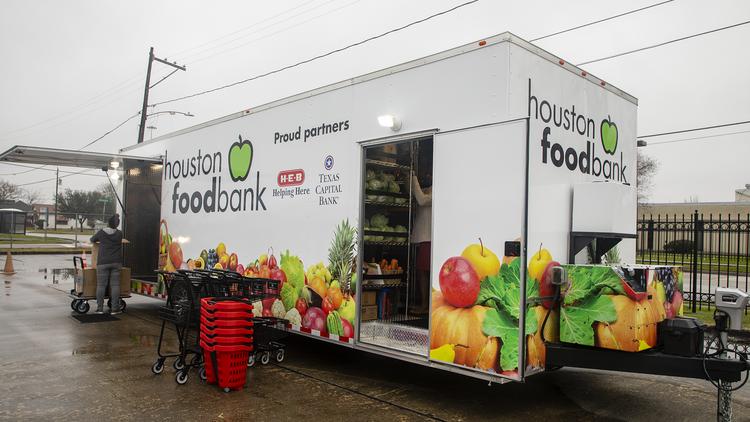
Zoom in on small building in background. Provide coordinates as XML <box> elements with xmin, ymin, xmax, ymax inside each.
<box><xmin>736</xmin><ymin>184</ymin><xmax>750</xmax><ymax>202</ymax></box>
<box><xmin>31</xmin><ymin>203</ymin><xmax>70</xmax><ymax>228</ymax></box>
<box><xmin>0</xmin><ymin>200</ymin><xmax>32</xmax><ymax>234</ymax></box>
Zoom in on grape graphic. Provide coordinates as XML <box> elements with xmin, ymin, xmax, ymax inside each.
<box><xmin>655</xmin><ymin>267</ymin><xmax>675</xmax><ymax>302</ymax></box>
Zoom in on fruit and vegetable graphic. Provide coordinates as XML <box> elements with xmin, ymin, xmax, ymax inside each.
<box><xmin>460</xmin><ymin>239</ymin><xmax>500</xmax><ymax>281</ymax></box>
<box><xmin>600</xmin><ymin>116</ymin><xmax>618</xmax><ymax>155</ymax></box>
<box><xmin>559</xmin><ymin>265</ymin><xmax>683</xmax><ymax>352</ymax></box>
<box><xmin>431</xmin><ymin>241</ymin><xmax>551</xmax><ymax>374</ymax></box>
<box><xmin>157</xmin><ymin>219</ymin><xmax>358</xmax><ymax>339</ymax></box>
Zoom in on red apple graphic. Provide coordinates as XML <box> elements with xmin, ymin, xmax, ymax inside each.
<box><xmin>439</xmin><ymin>256</ymin><xmax>480</xmax><ymax>308</ymax></box>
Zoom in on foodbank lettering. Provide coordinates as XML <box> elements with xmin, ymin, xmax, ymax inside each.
<box><xmin>530</xmin><ymin>88</ymin><xmax>628</xmax><ymax>183</ymax></box>
<box><xmin>165</xmin><ymin>135</ymin><xmax>267</xmax><ymax>214</ymax></box>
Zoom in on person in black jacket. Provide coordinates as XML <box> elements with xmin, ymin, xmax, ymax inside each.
<box><xmin>90</xmin><ymin>214</ymin><xmax>123</xmax><ymax>314</ymax></box>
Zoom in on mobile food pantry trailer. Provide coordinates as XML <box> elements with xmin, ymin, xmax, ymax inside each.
<box><xmin>2</xmin><ymin>33</ymin><xmax>747</xmax><ymax>397</ymax></box>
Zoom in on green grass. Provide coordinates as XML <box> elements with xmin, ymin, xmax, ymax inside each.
<box><xmin>0</xmin><ymin>235</ymin><xmax>72</xmax><ymax>244</ymax></box>
<box><xmin>28</xmin><ymin>228</ymin><xmax>95</xmax><ymax>235</ymax></box>
<box><xmin>637</xmin><ymin>252</ymin><xmax>750</xmax><ymax>275</ymax></box>
<box><xmin>683</xmin><ymin>308</ymin><xmax>750</xmax><ymax>328</ymax></box>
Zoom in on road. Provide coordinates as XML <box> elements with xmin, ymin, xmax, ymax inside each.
<box><xmin>0</xmin><ymin>255</ymin><xmax>748</xmax><ymax>421</ymax></box>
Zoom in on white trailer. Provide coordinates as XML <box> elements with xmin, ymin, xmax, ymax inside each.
<box><xmin>1</xmin><ymin>32</ymin><xmax>641</xmax><ymax>383</ymax></box>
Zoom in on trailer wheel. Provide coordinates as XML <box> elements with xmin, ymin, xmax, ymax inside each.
<box><xmin>198</xmin><ymin>366</ymin><xmax>207</xmax><ymax>381</ymax></box>
<box><xmin>152</xmin><ymin>359</ymin><xmax>165</xmax><ymax>374</ymax></box>
<box><xmin>247</xmin><ymin>353</ymin><xmax>256</xmax><ymax>367</ymax></box>
<box><xmin>175</xmin><ymin>370</ymin><xmax>189</xmax><ymax>385</ymax></box>
<box><xmin>275</xmin><ymin>349</ymin><xmax>285</xmax><ymax>363</ymax></box>
<box><xmin>260</xmin><ymin>351</ymin><xmax>270</xmax><ymax>365</ymax></box>
<box><xmin>173</xmin><ymin>357</ymin><xmax>185</xmax><ymax>370</ymax></box>
<box><xmin>70</xmin><ymin>299</ymin><xmax>78</xmax><ymax>311</ymax></box>
<box><xmin>75</xmin><ymin>301</ymin><xmax>90</xmax><ymax>314</ymax></box>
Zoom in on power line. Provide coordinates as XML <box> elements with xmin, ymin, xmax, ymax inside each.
<box><xmin>174</xmin><ymin>0</ymin><xmax>336</xmax><ymax>62</ymax></box>
<box><xmin>578</xmin><ymin>19</ymin><xmax>750</xmax><ymax>66</ymax></box>
<box><xmin>639</xmin><ymin>120</ymin><xmax>750</xmax><ymax>139</ymax></box>
<box><xmin>530</xmin><ymin>0</ymin><xmax>675</xmax><ymax>42</ymax></box>
<box><xmin>185</xmin><ymin>0</ymin><xmax>364</xmax><ymax>66</ymax></box>
<box><xmin>647</xmin><ymin>129</ymin><xmax>750</xmax><ymax>146</ymax></box>
<box><xmin>79</xmin><ymin>111</ymin><xmax>141</xmax><ymax>150</ymax></box>
<box><xmin>152</xmin><ymin>0</ymin><xmax>481</xmax><ymax>107</ymax></box>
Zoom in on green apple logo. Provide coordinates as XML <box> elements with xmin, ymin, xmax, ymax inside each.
<box><xmin>600</xmin><ymin>116</ymin><xmax>618</xmax><ymax>155</ymax></box>
<box><xmin>228</xmin><ymin>135</ymin><xmax>253</xmax><ymax>182</ymax></box>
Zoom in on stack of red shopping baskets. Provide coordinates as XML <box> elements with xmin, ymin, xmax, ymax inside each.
<box><xmin>199</xmin><ymin>297</ymin><xmax>254</xmax><ymax>392</ymax></box>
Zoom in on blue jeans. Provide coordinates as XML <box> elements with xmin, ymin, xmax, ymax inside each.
<box><xmin>96</xmin><ymin>263</ymin><xmax>122</xmax><ymax>311</ymax></box>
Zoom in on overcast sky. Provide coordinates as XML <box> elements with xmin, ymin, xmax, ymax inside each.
<box><xmin>0</xmin><ymin>0</ymin><xmax>748</xmax><ymax>205</ymax></box>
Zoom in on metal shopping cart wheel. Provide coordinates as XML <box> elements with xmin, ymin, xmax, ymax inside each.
<box><xmin>152</xmin><ymin>359</ymin><xmax>165</xmax><ymax>375</ymax></box>
<box><xmin>275</xmin><ymin>349</ymin><xmax>285</xmax><ymax>363</ymax></box>
<box><xmin>260</xmin><ymin>351</ymin><xmax>270</xmax><ymax>365</ymax></box>
<box><xmin>173</xmin><ymin>357</ymin><xmax>185</xmax><ymax>370</ymax></box>
<box><xmin>175</xmin><ymin>370</ymin><xmax>189</xmax><ymax>385</ymax></box>
<box><xmin>198</xmin><ymin>366</ymin><xmax>207</xmax><ymax>381</ymax></box>
<box><xmin>248</xmin><ymin>353</ymin><xmax>256</xmax><ymax>367</ymax></box>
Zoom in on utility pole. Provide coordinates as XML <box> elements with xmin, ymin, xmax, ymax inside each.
<box><xmin>54</xmin><ymin>168</ymin><xmax>59</xmax><ymax>230</ymax></box>
<box><xmin>137</xmin><ymin>47</ymin><xmax>186</xmax><ymax>144</ymax></box>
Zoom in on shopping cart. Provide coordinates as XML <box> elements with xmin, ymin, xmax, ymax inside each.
<box><xmin>248</xmin><ymin>316</ymin><xmax>289</xmax><ymax>366</ymax></box>
<box><xmin>151</xmin><ymin>270</ymin><xmax>207</xmax><ymax>385</ymax></box>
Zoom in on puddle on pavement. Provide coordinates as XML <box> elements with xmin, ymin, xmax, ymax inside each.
<box><xmin>130</xmin><ymin>334</ymin><xmax>161</xmax><ymax>347</ymax></box>
<box><xmin>39</xmin><ymin>267</ymin><xmax>76</xmax><ymax>285</ymax></box>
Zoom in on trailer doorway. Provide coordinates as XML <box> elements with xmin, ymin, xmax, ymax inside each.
<box><xmin>359</xmin><ymin>136</ymin><xmax>433</xmax><ymax>356</ymax></box>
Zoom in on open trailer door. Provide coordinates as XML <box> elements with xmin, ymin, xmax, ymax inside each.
<box><xmin>0</xmin><ymin>145</ymin><xmax>163</xmax><ymax>282</ymax></box>
<box><xmin>429</xmin><ymin>119</ymin><xmax>531</xmax><ymax>381</ymax></box>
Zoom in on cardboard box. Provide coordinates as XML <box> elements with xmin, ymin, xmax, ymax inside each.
<box><xmin>120</xmin><ymin>267</ymin><xmax>131</xmax><ymax>296</ymax></box>
<box><xmin>79</xmin><ymin>267</ymin><xmax>131</xmax><ymax>297</ymax></box>
<box><xmin>361</xmin><ymin>305</ymin><xmax>378</xmax><ymax>321</ymax></box>
<box><xmin>361</xmin><ymin>291</ymin><xmax>377</xmax><ymax>306</ymax></box>
<box><xmin>82</xmin><ymin>269</ymin><xmax>97</xmax><ymax>297</ymax></box>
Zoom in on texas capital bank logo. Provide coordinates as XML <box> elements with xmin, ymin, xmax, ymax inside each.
<box><xmin>166</xmin><ymin>135</ymin><xmax>267</xmax><ymax>214</ymax></box>
<box><xmin>531</xmin><ymin>88</ymin><xmax>628</xmax><ymax>183</ymax></box>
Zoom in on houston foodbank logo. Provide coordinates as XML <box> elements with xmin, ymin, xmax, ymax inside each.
<box><xmin>165</xmin><ymin>135</ymin><xmax>267</xmax><ymax>214</ymax></box>
<box><xmin>530</xmin><ymin>89</ymin><xmax>627</xmax><ymax>183</ymax></box>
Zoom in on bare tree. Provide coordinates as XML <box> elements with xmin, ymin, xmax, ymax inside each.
<box><xmin>637</xmin><ymin>151</ymin><xmax>658</xmax><ymax>203</ymax></box>
<box><xmin>0</xmin><ymin>180</ymin><xmax>20</xmax><ymax>201</ymax></box>
<box><xmin>20</xmin><ymin>188</ymin><xmax>42</xmax><ymax>206</ymax></box>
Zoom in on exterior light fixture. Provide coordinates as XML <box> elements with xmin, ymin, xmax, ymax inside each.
<box><xmin>110</xmin><ymin>160</ymin><xmax>120</xmax><ymax>169</ymax></box>
<box><xmin>378</xmin><ymin>115</ymin><xmax>401</xmax><ymax>131</ymax></box>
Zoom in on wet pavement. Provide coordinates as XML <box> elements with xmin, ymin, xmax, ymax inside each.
<box><xmin>0</xmin><ymin>254</ymin><xmax>749</xmax><ymax>421</ymax></box>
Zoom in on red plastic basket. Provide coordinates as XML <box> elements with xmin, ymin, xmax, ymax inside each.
<box><xmin>200</xmin><ymin>332</ymin><xmax>253</xmax><ymax>345</ymax></box>
<box><xmin>200</xmin><ymin>326</ymin><xmax>254</xmax><ymax>337</ymax></box>
<box><xmin>201</xmin><ymin>342</ymin><xmax>252</xmax><ymax>391</ymax></box>
<box><xmin>200</xmin><ymin>307</ymin><xmax>253</xmax><ymax>320</ymax></box>
<box><xmin>201</xmin><ymin>297</ymin><xmax>254</xmax><ymax>312</ymax></box>
<box><xmin>200</xmin><ymin>315</ymin><xmax>253</xmax><ymax>329</ymax></box>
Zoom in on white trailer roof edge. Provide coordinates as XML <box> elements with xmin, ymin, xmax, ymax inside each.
<box><xmin>122</xmin><ymin>31</ymin><xmax>637</xmax><ymax>153</ymax></box>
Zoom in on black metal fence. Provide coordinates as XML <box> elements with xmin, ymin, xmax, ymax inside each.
<box><xmin>636</xmin><ymin>211</ymin><xmax>750</xmax><ymax>312</ymax></box>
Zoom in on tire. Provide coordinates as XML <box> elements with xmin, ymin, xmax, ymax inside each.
<box><xmin>70</xmin><ymin>300</ymin><xmax>78</xmax><ymax>311</ymax></box>
<box><xmin>173</xmin><ymin>358</ymin><xmax>185</xmax><ymax>370</ymax></box>
<box><xmin>223</xmin><ymin>387</ymin><xmax>231</xmax><ymax>393</ymax></box>
<box><xmin>260</xmin><ymin>351</ymin><xmax>270</xmax><ymax>365</ymax></box>
<box><xmin>175</xmin><ymin>370</ymin><xmax>188</xmax><ymax>385</ymax></box>
<box><xmin>198</xmin><ymin>367</ymin><xmax>207</xmax><ymax>381</ymax></box>
<box><xmin>152</xmin><ymin>359</ymin><xmax>165</xmax><ymax>375</ymax></box>
<box><xmin>247</xmin><ymin>354</ymin><xmax>256</xmax><ymax>367</ymax></box>
<box><xmin>120</xmin><ymin>299</ymin><xmax>127</xmax><ymax>312</ymax></box>
<box><xmin>75</xmin><ymin>301</ymin><xmax>90</xmax><ymax>314</ymax></box>
<box><xmin>275</xmin><ymin>349</ymin><xmax>285</xmax><ymax>363</ymax></box>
